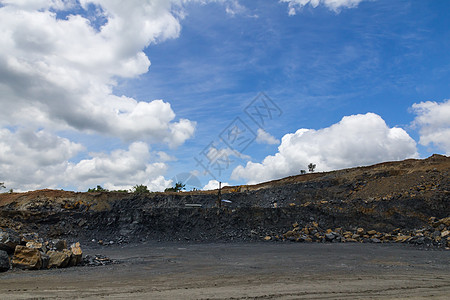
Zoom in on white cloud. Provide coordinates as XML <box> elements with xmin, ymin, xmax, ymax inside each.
<box><xmin>0</xmin><ymin>129</ymin><xmax>171</xmax><ymax>191</ymax></box>
<box><xmin>0</xmin><ymin>1</ymin><xmax>195</xmax><ymax>145</ymax></box>
<box><xmin>65</xmin><ymin>142</ymin><xmax>171</xmax><ymax>191</ymax></box>
<box><xmin>0</xmin><ymin>128</ymin><xmax>84</xmax><ymax>191</ymax></box>
<box><xmin>256</xmin><ymin>128</ymin><xmax>280</xmax><ymax>145</ymax></box>
<box><xmin>280</xmin><ymin>0</ymin><xmax>366</xmax><ymax>15</ymax></box>
<box><xmin>411</xmin><ymin>99</ymin><xmax>450</xmax><ymax>155</ymax></box>
<box><xmin>232</xmin><ymin>113</ymin><xmax>418</xmax><ymax>184</ymax></box>
<box><xmin>0</xmin><ymin>0</ymin><xmax>374</xmax><ymax>192</ymax></box>
<box><xmin>223</xmin><ymin>0</ymin><xmax>246</xmax><ymax>16</ymax></box>
<box><xmin>202</xmin><ymin>179</ymin><xmax>229</xmax><ymax>191</ymax></box>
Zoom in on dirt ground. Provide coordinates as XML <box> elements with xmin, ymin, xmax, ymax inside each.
<box><xmin>0</xmin><ymin>242</ymin><xmax>449</xmax><ymax>299</ymax></box>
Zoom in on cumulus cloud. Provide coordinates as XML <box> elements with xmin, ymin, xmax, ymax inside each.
<box><xmin>0</xmin><ymin>1</ymin><xmax>195</xmax><ymax>144</ymax></box>
<box><xmin>232</xmin><ymin>113</ymin><xmax>418</xmax><ymax>184</ymax></box>
<box><xmin>0</xmin><ymin>129</ymin><xmax>170</xmax><ymax>191</ymax></box>
<box><xmin>202</xmin><ymin>179</ymin><xmax>229</xmax><ymax>191</ymax></box>
<box><xmin>411</xmin><ymin>99</ymin><xmax>450</xmax><ymax>155</ymax></box>
<box><xmin>0</xmin><ymin>0</ymin><xmax>371</xmax><ymax>191</ymax></box>
<box><xmin>256</xmin><ymin>128</ymin><xmax>280</xmax><ymax>145</ymax></box>
<box><xmin>0</xmin><ymin>128</ymin><xmax>84</xmax><ymax>191</ymax></box>
<box><xmin>280</xmin><ymin>0</ymin><xmax>366</xmax><ymax>15</ymax></box>
<box><xmin>65</xmin><ymin>142</ymin><xmax>171</xmax><ymax>191</ymax></box>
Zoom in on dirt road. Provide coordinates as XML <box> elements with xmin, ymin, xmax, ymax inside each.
<box><xmin>1</xmin><ymin>242</ymin><xmax>449</xmax><ymax>299</ymax></box>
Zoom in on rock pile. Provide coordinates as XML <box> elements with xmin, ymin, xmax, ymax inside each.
<box><xmin>0</xmin><ymin>228</ymin><xmax>83</xmax><ymax>272</ymax></box>
<box><xmin>267</xmin><ymin>216</ymin><xmax>450</xmax><ymax>249</ymax></box>
<box><xmin>81</xmin><ymin>254</ymin><xmax>116</xmax><ymax>267</ymax></box>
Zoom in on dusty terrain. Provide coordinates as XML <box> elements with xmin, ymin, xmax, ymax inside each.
<box><xmin>1</xmin><ymin>242</ymin><xmax>449</xmax><ymax>299</ymax></box>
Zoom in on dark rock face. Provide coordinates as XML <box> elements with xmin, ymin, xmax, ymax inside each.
<box><xmin>0</xmin><ymin>155</ymin><xmax>448</xmax><ymax>245</ymax></box>
<box><xmin>0</xmin><ymin>250</ymin><xmax>10</xmax><ymax>272</ymax></box>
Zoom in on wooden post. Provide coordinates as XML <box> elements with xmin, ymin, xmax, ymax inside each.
<box><xmin>217</xmin><ymin>181</ymin><xmax>222</xmax><ymax>208</ymax></box>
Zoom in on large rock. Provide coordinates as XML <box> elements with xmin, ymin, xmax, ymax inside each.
<box><xmin>41</xmin><ymin>253</ymin><xmax>50</xmax><ymax>269</ymax></box>
<box><xmin>325</xmin><ymin>233</ymin><xmax>336</xmax><ymax>241</ymax></box>
<box><xmin>69</xmin><ymin>242</ymin><xmax>83</xmax><ymax>266</ymax></box>
<box><xmin>52</xmin><ymin>239</ymin><xmax>67</xmax><ymax>251</ymax></box>
<box><xmin>0</xmin><ymin>250</ymin><xmax>10</xmax><ymax>272</ymax></box>
<box><xmin>0</xmin><ymin>228</ymin><xmax>21</xmax><ymax>254</ymax></box>
<box><xmin>47</xmin><ymin>250</ymin><xmax>71</xmax><ymax>268</ymax></box>
<box><xmin>11</xmin><ymin>246</ymin><xmax>42</xmax><ymax>270</ymax></box>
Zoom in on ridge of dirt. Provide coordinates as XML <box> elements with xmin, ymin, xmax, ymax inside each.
<box><xmin>0</xmin><ymin>154</ymin><xmax>449</xmax><ymax>244</ymax></box>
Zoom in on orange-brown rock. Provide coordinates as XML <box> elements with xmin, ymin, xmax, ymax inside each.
<box><xmin>69</xmin><ymin>242</ymin><xmax>83</xmax><ymax>266</ymax></box>
<box><xmin>11</xmin><ymin>245</ymin><xmax>42</xmax><ymax>270</ymax></box>
<box><xmin>47</xmin><ymin>250</ymin><xmax>71</xmax><ymax>268</ymax></box>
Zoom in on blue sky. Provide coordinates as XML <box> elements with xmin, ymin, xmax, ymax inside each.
<box><xmin>1</xmin><ymin>0</ymin><xmax>449</xmax><ymax>191</ymax></box>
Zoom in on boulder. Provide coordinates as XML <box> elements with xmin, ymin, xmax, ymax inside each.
<box><xmin>0</xmin><ymin>250</ymin><xmax>10</xmax><ymax>272</ymax></box>
<box><xmin>41</xmin><ymin>253</ymin><xmax>50</xmax><ymax>269</ymax></box>
<box><xmin>284</xmin><ymin>230</ymin><xmax>296</xmax><ymax>238</ymax></box>
<box><xmin>0</xmin><ymin>228</ymin><xmax>21</xmax><ymax>254</ymax></box>
<box><xmin>53</xmin><ymin>239</ymin><xmax>68</xmax><ymax>251</ymax></box>
<box><xmin>69</xmin><ymin>242</ymin><xmax>83</xmax><ymax>266</ymax></box>
<box><xmin>395</xmin><ymin>235</ymin><xmax>409</xmax><ymax>243</ymax></box>
<box><xmin>356</xmin><ymin>228</ymin><xmax>364</xmax><ymax>236</ymax></box>
<box><xmin>11</xmin><ymin>245</ymin><xmax>42</xmax><ymax>270</ymax></box>
<box><xmin>325</xmin><ymin>233</ymin><xmax>336</xmax><ymax>241</ymax></box>
<box><xmin>47</xmin><ymin>250</ymin><xmax>71</xmax><ymax>268</ymax></box>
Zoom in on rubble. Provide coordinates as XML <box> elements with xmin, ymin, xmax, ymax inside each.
<box><xmin>81</xmin><ymin>254</ymin><xmax>116</xmax><ymax>266</ymax></box>
<box><xmin>0</xmin><ymin>229</ymin><xmax>85</xmax><ymax>273</ymax></box>
<box><xmin>272</xmin><ymin>216</ymin><xmax>450</xmax><ymax>248</ymax></box>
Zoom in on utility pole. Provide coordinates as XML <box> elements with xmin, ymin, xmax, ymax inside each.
<box><xmin>217</xmin><ymin>181</ymin><xmax>222</xmax><ymax>208</ymax></box>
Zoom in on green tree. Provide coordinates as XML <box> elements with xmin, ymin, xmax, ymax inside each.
<box><xmin>0</xmin><ymin>182</ymin><xmax>5</xmax><ymax>189</ymax></box>
<box><xmin>87</xmin><ymin>185</ymin><xmax>108</xmax><ymax>192</ymax></box>
<box><xmin>164</xmin><ymin>182</ymin><xmax>185</xmax><ymax>192</ymax></box>
<box><xmin>308</xmin><ymin>163</ymin><xmax>316</xmax><ymax>173</ymax></box>
<box><xmin>131</xmin><ymin>184</ymin><xmax>150</xmax><ymax>194</ymax></box>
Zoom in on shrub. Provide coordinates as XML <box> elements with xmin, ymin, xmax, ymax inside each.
<box><xmin>164</xmin><ymin>182</ymin><xmax>185</xmax><ymax>192</ymax></box>
<box><xmin>131</xmin><ymin>184</ymin><xmax>150</xmax><ymax>194</ymax></box>
<box><xmin>87</xmin><ymin>185</ymin><xmax>108</xmax><ymax>192</ymax></box>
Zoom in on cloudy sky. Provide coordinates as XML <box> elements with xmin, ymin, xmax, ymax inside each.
<box><xmin>1</xmin><ymin>0</ymin><xmax>449</xmax><ymax>192</ymax></box>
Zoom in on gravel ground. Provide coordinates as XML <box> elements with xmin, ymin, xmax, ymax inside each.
<box><xmin>1</xmin><ymin>242</ymin><xmax>449</xmax><ymax>299</ymax></box>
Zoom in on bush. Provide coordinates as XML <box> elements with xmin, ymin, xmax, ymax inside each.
<box><xmin>131</xmin><ymin>184</ymin><xmax>150</xmax><ymax>194</ymax></box>
<box><xmin>87</xmin><ymin>185</ymin><xmax>108</xmax><ymax>192</ymax></box>
<box><xmin>164</xmin><ymin>182</ymin><xmax>185</xmax><ymax>192</ymax></box>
